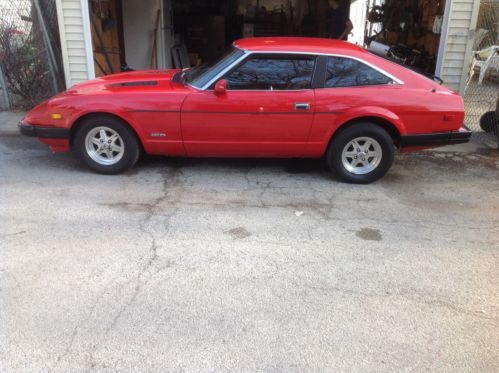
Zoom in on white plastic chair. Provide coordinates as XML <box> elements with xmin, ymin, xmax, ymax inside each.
<box><xmin>470</xmin><ymin>45</ymin><xmax>499</xmax><ymax>85</ymax></box>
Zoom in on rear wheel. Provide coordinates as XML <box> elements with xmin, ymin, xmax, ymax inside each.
<box><xmin>327</xmin><ymin>123</ymin><xmax>394</xmax><ymax>184</ymax></box>
<box><xmin>74</xmin><ymin>116</ymin><xmax>140</xmax><ymax>174</ymax></box>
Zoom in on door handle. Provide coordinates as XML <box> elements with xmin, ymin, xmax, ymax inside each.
<box><xmin>295</xmin><ymin>103</ymin><xmax>310</xmax><ymax>110</ymax></box>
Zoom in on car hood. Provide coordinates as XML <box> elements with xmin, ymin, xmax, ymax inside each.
<box><xmin>64</xmin><ymin>69</ymin><xmax>182</xmax><ymax>94</ymax></box>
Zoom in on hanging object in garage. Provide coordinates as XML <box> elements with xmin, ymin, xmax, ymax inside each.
<box><xmin>89</xmin><ymin>0</ymin><xmax>125</xmax><ymax>76</ymax></box>
<box><xmin>365</xmin><ymin>0</ymin><xmax>446</xmax><ymax>76</ymax></box>
<box><xmin>432</xmin><ymin>15</ymin><xmax>443</xmax><ymax>34</ymax></box>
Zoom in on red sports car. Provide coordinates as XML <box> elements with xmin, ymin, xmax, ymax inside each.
<box><xmin>20</xmin><ymin>37</ymin><xmax>470</xmax><ymax>183</ymax></box>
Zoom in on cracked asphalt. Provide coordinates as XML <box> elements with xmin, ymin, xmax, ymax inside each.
<box><xmin>1</xmin><ymin>111</ymin><xmax>498</xmax><ymax>372</ymax></box>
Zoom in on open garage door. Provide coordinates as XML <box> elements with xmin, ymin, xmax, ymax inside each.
<box><xmin>88</xmin><ymin>0</ymin><xmax>350</xmax><ymax>73</ymax></box>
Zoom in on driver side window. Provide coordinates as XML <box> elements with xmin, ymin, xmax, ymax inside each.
<box><xmin>225</xmin><ymin>55</ymin><xmax>315</xmax><ymax>91</ymax></box>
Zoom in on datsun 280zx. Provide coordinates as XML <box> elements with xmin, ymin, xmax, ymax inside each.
<box><xmin>19</xmin><ymin>37</ymin><xmax>471</xmax><ymax>183</ymax></box>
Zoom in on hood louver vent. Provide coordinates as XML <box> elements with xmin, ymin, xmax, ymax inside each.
<box><xmin>111</xmin><ymin>81</ymin><xmax>158</xmax><ymax>87</ymax></box>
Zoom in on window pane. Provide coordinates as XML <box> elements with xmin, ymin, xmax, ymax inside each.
<box><xmin>326</xmin><ymin>57</ymin><xmax>392</xmax><ymax>88</ymax></box>
<box><xmin>226</xmin><ymin>57</ymin><xmax>315</xmax><ymax>90</ymax></box>
<box><xmin>188</xmin><ymin>48</ymin><xmax>245</xmax><ymax>89</ymax></box>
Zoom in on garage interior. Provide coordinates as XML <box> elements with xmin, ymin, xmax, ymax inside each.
<box><xmin>88</xmin><ymin>0</ymin><xmax>447</xmax><ymax>79</ymax></box>
<box><xmin>364</xmin><ymin>0</ymin><xmax>446</xmax><ymax>76</ymax></box>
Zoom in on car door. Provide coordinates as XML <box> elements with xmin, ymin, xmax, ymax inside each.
<box><xmin>181</xmin><ymin>54</ymin><xmax>318</xmax><ymax>157</ymax></box>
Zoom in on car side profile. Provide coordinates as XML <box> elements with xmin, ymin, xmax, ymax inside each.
<box><xmin>19</xmin><ymin>37</ymin><xmax>471</xmax><ymax>183</ymax></box>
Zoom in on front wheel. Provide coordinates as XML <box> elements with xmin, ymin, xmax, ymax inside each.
<box><xmin>327</xmin><ymin>123</ymin><xmax>395</xmax><ymax>184</ymax></box>
<box><xmin>74</xmin><ymin>116</ymin><xmax>140</xmax><ymax>174</ymax></box>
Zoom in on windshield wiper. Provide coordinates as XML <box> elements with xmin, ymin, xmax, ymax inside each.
<box><xmin>172</xmin><ymin>70</ymin><xmax>184</xmax><ymax>83</ymax></box>
<box><xmin>183</xmin><ymin>69</ymin><xmax>193</xmax><ymax>83</ymax></box>
<box><xmin>185</xmin><ymin>65</ymin><xmax>211</xmax><ymax>84</ymax></box>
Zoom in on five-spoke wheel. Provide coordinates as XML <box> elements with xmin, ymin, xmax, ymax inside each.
<box><xmin>85</xmin><ymin>126</ymin><xmax>125</xmax><ymax>166</ymax></box>
<box><xmin>341</xmin><ymin>137</ymin><xmax>382</xmax><ymax>175</ymax></box>
<box><xmin>74</xmin><ymin>115</ymin><xmax>140</xmax><ymax>174</ymax></box>
<box><xmin>327</xmin><ymin>123</ymin><xmax>394</xmax><ymax>184</ymax></box>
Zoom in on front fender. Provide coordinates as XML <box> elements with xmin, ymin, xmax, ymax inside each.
<box><xmin>59</xmin><ymin>94</ymin><xmax>185</xmax><ymax>156</ymax></box>
<box><xmin>32</xmin><ymin>94</ymin><xmax>144</xmax><ymax>137</ymax></box>
<box><xmin>67</xmin><ymin>104</ymin><xmax>145</xmax><ymax>139</ymax></box>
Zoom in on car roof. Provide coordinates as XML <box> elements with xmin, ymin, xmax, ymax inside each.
<box><xmin>233</xmin><ymin>37</ymin><xmax>366</xmax><ymax>55</ymax></box>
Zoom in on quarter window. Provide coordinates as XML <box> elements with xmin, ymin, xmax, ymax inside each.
<box><xmin>226</xmin><ymin>56</ymin><xmax>315</xmax><ymax>90</ymax></box>
<box><xmin>325</xmin><ymin>57</ymin><xmax>393</xmax><ymax>88</ymax></box>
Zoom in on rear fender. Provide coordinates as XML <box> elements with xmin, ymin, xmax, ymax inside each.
<box><xmin>306</xmin><ymin>106</ymin><xmax>406</xmax><ymax>157</ymax></box>
<box><xmin>335</xmin><ymin>106</ymin><xmax>407</xmax><ymax>136</ymax></box>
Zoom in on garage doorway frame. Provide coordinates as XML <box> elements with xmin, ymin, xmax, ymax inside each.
<box><xmin>66</xmin><ymin>0</ymin><xmax>173</xmax><ymax>85</ymax></box>
<box><xmin>435</xmin><ymin>0</ymin><xmax>452</xmax><ymax>80</ymax></box>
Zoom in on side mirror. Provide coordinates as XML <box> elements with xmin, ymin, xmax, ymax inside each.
<box><xmin>214</xmin><ymin>79</ymin><xmax>227</xmax><ymax>95</ymax></box>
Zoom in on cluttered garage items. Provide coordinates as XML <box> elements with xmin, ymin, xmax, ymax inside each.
<box><xmin>365</xmin><ymin>0</ymin><xmax>446</xmax><ymax>77</ymax></box>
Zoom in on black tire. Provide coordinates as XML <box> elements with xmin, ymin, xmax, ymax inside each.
<box><xmin>74</xmin><ymin>115</ymin><xmax>140</xmax><ymax>174</ymax></box>
<box><xmin>326</xmin><ymin>123</ymin><xmax>394</xmax><ymax>184</ymax></box>
<box><xmin>479</xmin><ymin>111</ymin><xmax>498</xmax><ymax>133</ymax></box>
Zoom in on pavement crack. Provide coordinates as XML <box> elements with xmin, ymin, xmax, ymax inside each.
<box><xmin>0</xmin><ymin>230</ymin><xmax>26</xmax><ymax>238</ymax></box>
<box><xmin>50</xmin><ymin>324</ymin><xmax>79</xmax><ymax>372</ymax></box>
<box><xmin>84</xmin><ymin>166</ymin><xmax>183</xmax><ymax>371</ymax></box>
<box><xmin>299</xmin><ymin>283</ymin><xmax>498</xmax><ymax>322</ymax></box>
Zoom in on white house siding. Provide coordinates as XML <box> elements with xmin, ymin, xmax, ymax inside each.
<box><xmin>437</xmin><ymin>0</ymin><xmax>481</xmax><ymax>92</ymax></box>
<box><xmin>56</xmin><ymin>0</ymin><xmax>94</xmax><ymax>87</ymax></box>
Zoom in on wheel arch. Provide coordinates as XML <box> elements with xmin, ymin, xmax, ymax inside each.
<box><xmin>329</xmin><ymin>115</ymin><xmax>403</xmax><ymax>150</ymax></box>
<box><xmin>69</xmin><ymin>112</ymin><xmax>142</xmax><ymax>148</ymax></box>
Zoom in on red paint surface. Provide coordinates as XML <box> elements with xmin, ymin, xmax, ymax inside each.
<box><xmin>23</xmin><ymin>37</ymin><xmax>465</xmax><ymax>156</ymax></box>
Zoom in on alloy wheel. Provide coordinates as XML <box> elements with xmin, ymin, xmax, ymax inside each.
<box><xmin>84</xmin><ymin>126</ymin><xmax>125</xmax><ymax>166</ymax></box>
<box><xmin>341</xmin><ymin>136</ymin><xmax>382</xmax><ymax>175</ymax></box>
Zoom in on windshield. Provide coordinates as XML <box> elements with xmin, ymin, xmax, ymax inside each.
<box><xmin>185</xmin><ymin>47</ymin><xmax>245</xmax><ymax>89</ymax></box>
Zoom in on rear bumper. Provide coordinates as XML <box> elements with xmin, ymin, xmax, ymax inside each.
<box><xmin>19</xmin><ymin>121</ymin><xmax>70</xmax><ymax>139</ymax></box>
<box><xmin>400</xmin><ymin>129</ymin><xmax>472</xmax><ymax>148</ymax></box>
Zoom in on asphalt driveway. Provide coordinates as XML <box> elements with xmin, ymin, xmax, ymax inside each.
<box><xmin>1</xmin><ymin>111</ymin><xmax>498</xmax><ymax>372</ymax></box>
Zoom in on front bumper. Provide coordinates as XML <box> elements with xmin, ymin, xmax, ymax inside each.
<box><xmin>400</xmin><ymin>129</ymin><xmax>472</xmax><ymax>148</ymax></box>
<box><xmin>19</xmin><ymin>121</ymin><xmax>70</xmax><ymax>139</ymax></box>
